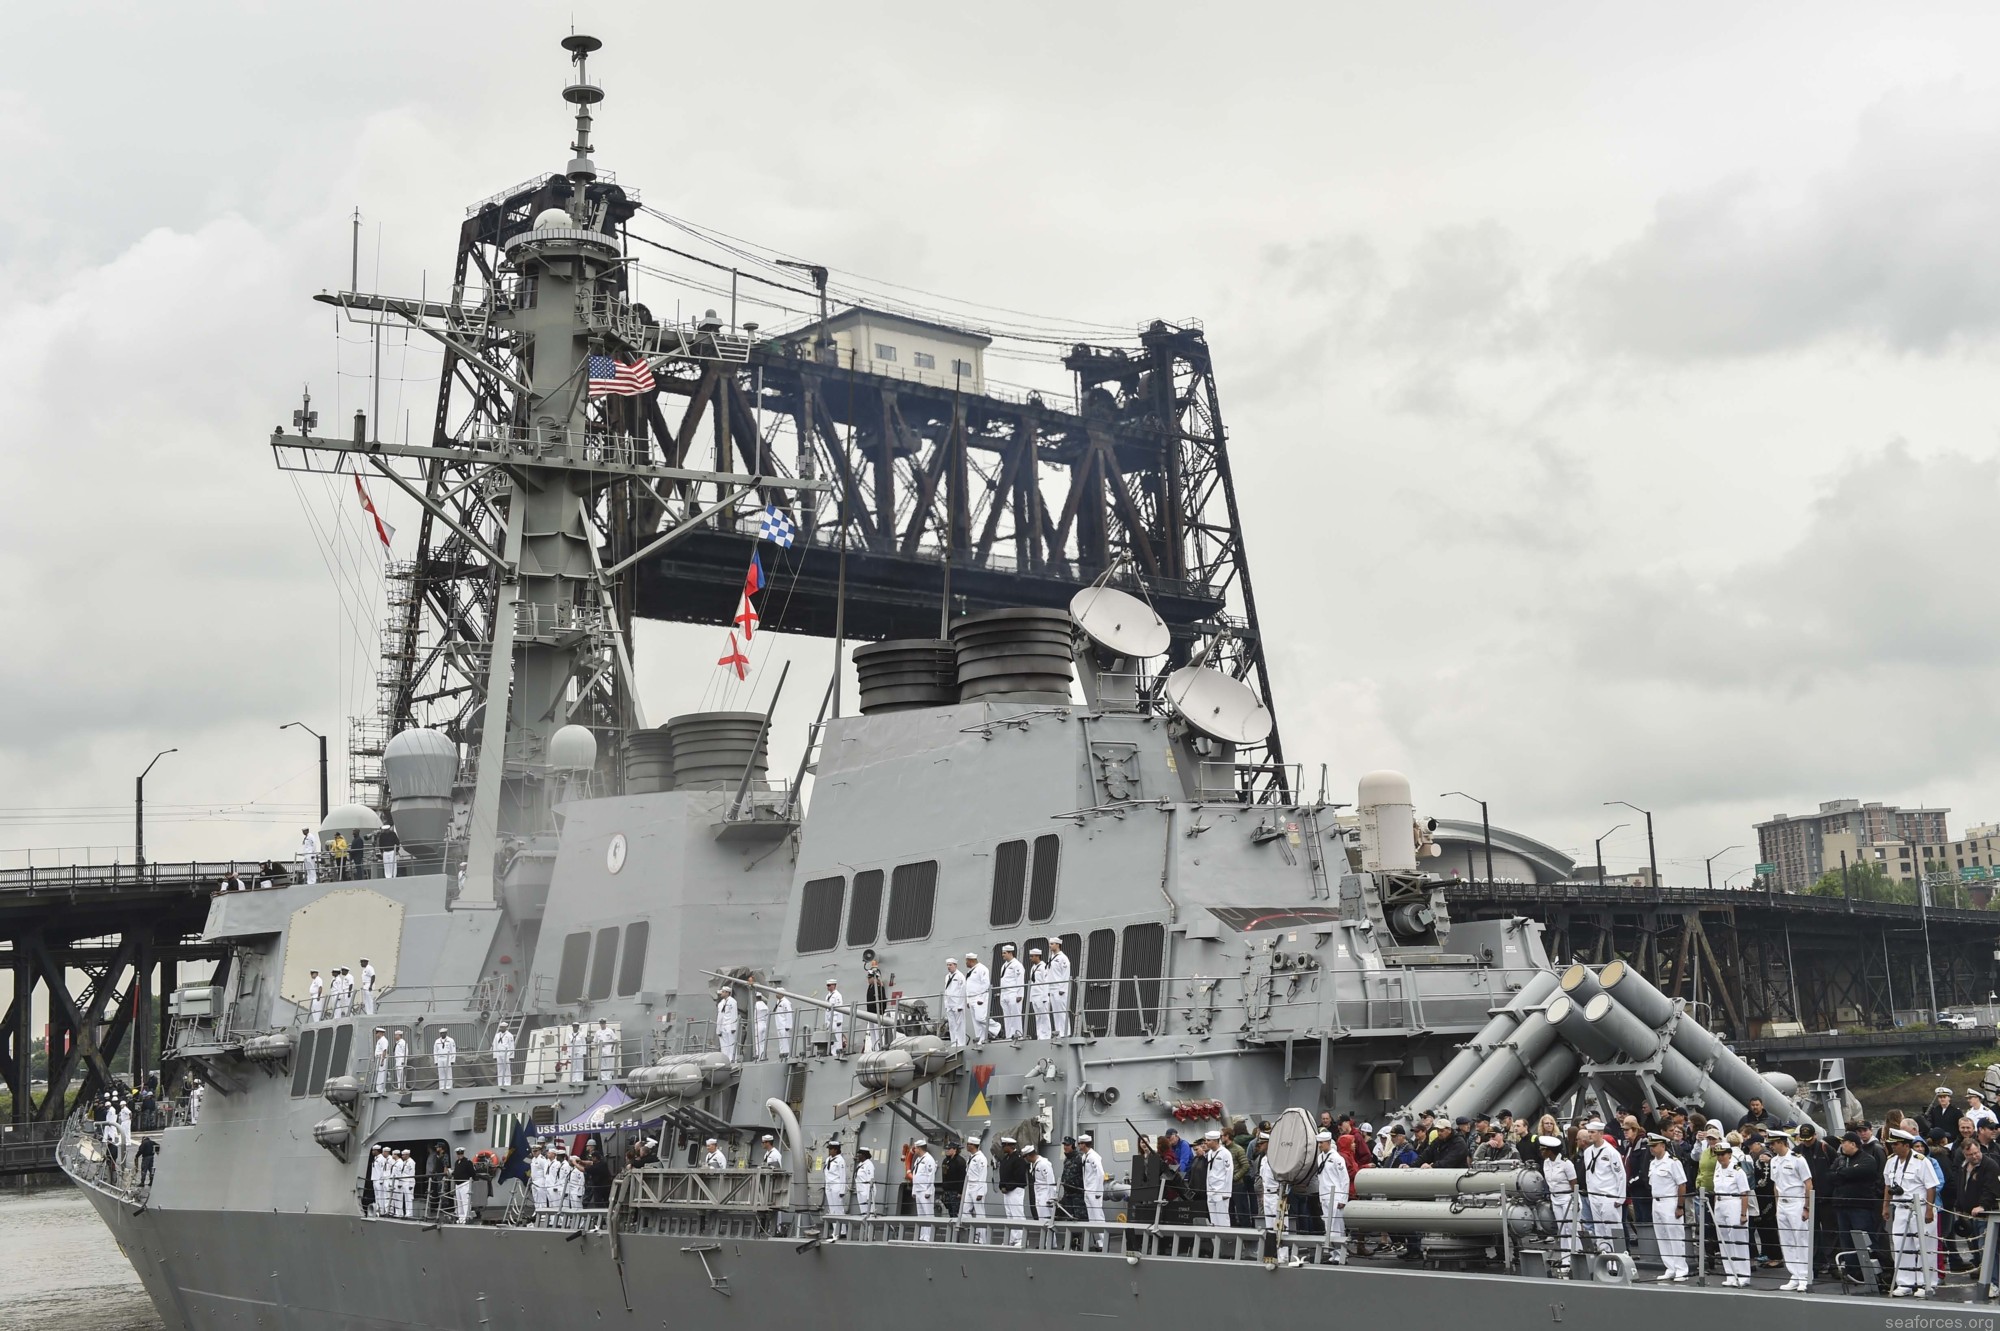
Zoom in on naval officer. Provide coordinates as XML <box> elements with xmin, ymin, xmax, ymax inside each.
<box><xmin>854</xmin><ymin>1146</ymin><xmax>877</xmax><ymax>1216</ymax></box>
<box><xmin>372</xmin><ymin>1027</ymin><xmax>389</xmax><ymax>1093</ymax></box>
<box><xmin>761</xmin><ymin>1134</ymin><xmax>784</xmax><ymax>1170</ymax></box>
<box><xmin>825</xmin><ymin>979</ymin><xmax>847</xmax><ymax>1054</ymax></box>
<box><xmin>1883</xmin><ymin>1127</ymin><xmax>1933</xmax><ymax>1298</ymax></box>
<box><xmin>1027</xmin><ymin>948</ymin><xmax>1051</xmax><ymax>1039</ymax></box>
<box><xmin>1204</xmin><ymin>1130</ymin><xmax>1233</xmax><ymax>1229</ymax></box>
<box><xmin>308</xmin><ymin>970</ymin><xmax>325</xmax><ymax>1022</ymax></box>
<box><xmin>822</xmin><ymin>1140</ymin><xmax>849</xmax><ymax>1226</ymax></box>
<box><xmin>298</xmin><ymin>827</ymin><xmax>320</xmax><ymax>884</ymax></box>
<box><xmin>358</xmin><ymin>958</ymin><xmax>376</xmax><ymax>1015</ymax></box>
<box><xmin>997</xmin><ymin>1137</ymin><xmax>1029</xmax><ymax>1245</ymax></box>
<box><xmin>1317</xmin><ymin>1130</ymin><xmax>1350</xmax><ymax>1261</ymax></box>
<box><xmin>594</xmin><ymin>1018</ymin><xmax>618</xmax><ymax>1081</ymax></box>
<box><xmin>1711</xmin><ymin>1140</ymin><xmax>1753</xmax><ymax>1286</ymax></box>
<box><xmin>1581</xmin><ymin>1119</ymin><xmax>1627</xmax><ymax>1250</ymax></box>
<box><xmin>702</xmin><ymin>1137</ymin><xmax>729</xmax><ymax>1169</ymax></box>
<box><xmin>1028</xmin><ymin>1142</ymin><xmax>1057</xmax><ymax>1231</ymax></box>
<box><xmin>1539</xmin><ymin>1135</ymin><xmax>1579</xmax><ymax>1263</ymax></box>
<box><xmin>715</xmin><ymin>987</ymin><xmax>739</xmax><ymax>1056</ymax></box>
<box><xmin>1646</xmin><ymin>1133</ymin><xmax>1689</xmax><ymax>1282</ymax></box>
<box><xmin>392</xmin><ymin>1028</ymin><xmax>409</xmax><ymax>1090</ymax></box>
<box><xmin>567</xmin><ymin>1021</ymin><xmax>588</xmax><ymax>1084</ymax></box>
<box><xmin>753</xmin><ymin>992</ymin><xmax>770</xmax><ymax>1060</ymax></box>
<box><xmin>1767</xmin><ymin>1130</ymin><xmax>1814</xmax><ymax>1290</ymax></box>
<box><xmin>452</xmin><ymin>1148</ymin><xmax>475</xmax><ymax>1224</ymax></box>
<box><xmin>433</xmin><ymin>1027</ymin><xmax>458</xmax><ymax>1091</ymax></box>
<box><xmin>772</xmin><ymin>991</ymin><xmax>795</xmax><ymax>1057</ymax></box>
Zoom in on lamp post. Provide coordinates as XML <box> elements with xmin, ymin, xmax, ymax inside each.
<box><xmin>1705</xmin><ymin>845</ymin><xmax>1742</xmax><ymax>892</ymax></box>
<box><xmin>1595</xmin><ymin>823</ymin><xmax>1629</xmax><ymax>885</ymax></box>
<box><xmin>1606</xmin><ymin>800</ymin><xmax>1658</xmax><ymax>889</ymax></box>
<box><xmin>135</xmin><ymin>748</ymin><xmax>177</xmax><ymax>869</ymax></box>
<box><xmin>1724</xmin><ymin>868</ymin><xmax>1753</xmax><ymax>889</ymax></box>
<box><xmin>281</xmin><ymin>722</ymin><xmax>329</xmax><ymax>822</ymax></box>
<box><xmin>1442</xmin><ymin>791</ymin><xmax>1493</xmax><ymax>883</ymax></box>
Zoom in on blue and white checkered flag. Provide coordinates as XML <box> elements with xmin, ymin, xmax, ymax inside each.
<box><xmin>757</xmin><ymin>505</ymin><xmax>796</xmax><ymax>548</ymax></box>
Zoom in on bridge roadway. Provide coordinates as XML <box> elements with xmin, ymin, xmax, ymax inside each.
<box><xmin>1446</xmin><ymin>879</ymin><xmax>2000</xmax><ymax>1058</ymax></box>
<box><xmin>2</xmin><ymin>860</ymin><xmax>243</xmax><ymax>1129</ymax></box>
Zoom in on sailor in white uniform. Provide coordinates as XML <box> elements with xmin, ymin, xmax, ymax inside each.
<box><xmin>567</xmin><ymin>1022</ymin><xmax>588</xmax><ymax>1085</ymax></box>
<box><xmin>432</xmin><ymin>1028</ymin><xmax>457</xmax><ymax>1091</ymax></box>
<box><xmin>753</xmin><ymin>994</ymin><xmax>770</xmax><ymax>1060</ymax></box>
<box><xmin>1885</xmin><ymin>1127</ymin><xmax>1933</xmax><ymax>1297</ymax></box>
<box><xmin>1766</xmin><ymin>1130</ymin><xmax>1814</xmax><ymax>1290</ymax></box>
<box><xmin>1205</xmin><ymin>1130</ymin><xmax>1233</xmax><ymax>1229</ymax></box>
<box><xmin>392</xmin><ymin>1029</ymin><xmax>409</xmax><ymax>1090</ymax></box>
<box><xmin>825</xmin><ymin>980</ymin><xmax>847</xmax><ymax>1055</ymax></box>
<box><xmin>594</xmin><ymin>1019</ymin><xmax>618</xmax><ymax>1081</ymax></box>
<box><xmin>911</xmin><ymin>1139</ymin><xmax>938</xmax><ymax>1241</ymax></box>
<box><xmin>1027</xmin><ymin>948</ymin><xmax>1051</xmax><ymax>1039</ymax></box>
<box><xmin>1581</xmin><ymin>1120</ymin><xmax>1627</xmax><ymax>1251</ymax></box>
<box><xmin>714</xmin><ymin>988</ymin><xmax>739</xmax><ymax>1056</ymax></box>
<box><xmin>760</xmin><ymin>1134</ymin><xmax>784</xmax><ymax>1170</ymax></box>
<box><xmin>773</xmin><ymin>993</ymin><xmax>794</xmax><ymax>1058</ymax></box>
<box><xmin>1645</xmin><ymin>1134</ymin><xmax>1689</xmax><ymax>1282</ymax></box>
<box><xmin>187</xmin><ymin>1082</ymin><xmax>203</xmax><ymax>1124</ymax></box>
<box><xmin>1045</xmin><ymin>938</ymin><xmax>1072</xmax><ymax>1038</ymax></box>
<box><xmin>308</xmin><ymin>971</ymin><xmax>325</xmax><ymax>1022</ymax></box>
<box><xmin>1317</xmin><ymin>1130</ymin><xmax>1350</xmax><ymax>1262</ymax></box>
<box><xmin>822</xmin><ymin>1140</ymin><xmax>849</xmax><ymax>1228</ymax></box>
<box><xmin>854</xmin><ymin>1147</ymin><xmax>877</xmax><ymax>1216</ymax></box>
<box><xmin>330</xmin><ymin>968</ymin><xmax>351</xmax><ymax>1019</ymax></box>
<box><xmin>702</xmin><ymin>1137</ymin><xmax>729</xmax><ymax>1170</ymax></box>
<box><xmin>1539</xmin><ymin>1135</ymin><xmax>1580</xmax><ymax>1263</ymax></box>
<box><xmin>492</xmin><ymin>1022</ymin><xmax>516</xmax><ymax>1088</ymax></box>
<box><xmin>1258</xmin><ymin>1136</ymin><xmax>1282</xmax><ymax>1235</ymax></box>
<box><xmin>942</xmin><ymin>958</ymin><xmax>968</xmax><ymax>1047</ymax></box>
<box><xmin>961</xmin><ymin>1136</ymin><xmax>990</xmax><ymax>1243</ymax></box>
<box><xmin>529</xmin><ymin>1144</ymin><xmax>549</xmax><ymax>1212</ymax></box>
<box><xmin>563</xmin><ymin>1152</ymin><xmax>584</xmax><ymax>1211</ymax></box>
<box><xmin>1968</xmin><ymin>1090</ymin><xmax>1999</xmax><ymax>1130</ymax></box>
<box><xmin>1079</xmin><ymin>1132</ymin><xmax>1107</xmax><ymax>1230</ymax></box>
<box><xmin>963</xmin><ymin>953</ymin><xmax>992</xmax><ymax>1045</ymax></box>
<box><xmin>298</xmin><ymin>828</ymin><xmax>320</xmax><ymax>884</ymax></box>
<box><xmin>1029</xmin><ymin>1143</ymin><xmax>1056</xmax><ymax>1232</ymax></box>
<box><xmin>372</xmin><ymin>1027</ymin><xmax>390</xmax><ymax>1093</ymax></box>
<box><xmin>367</xmin><ymin>1146</ymin><xmax>386</xmax><ymax>1215</ymax></box>
<box><xmin>997</xmin><ymin>945</ymin><xmax>1026</xmax><ymax>1039</ymax></box>
<box><xmin>1710</xmin><ymin>1140</ymin><xmax>1753</xmax><ymax>1286</ymax></box>
<box><xmin>358</xmin><ymin>958</ymin><xmax>376</xmax><ymax>1015</ymax></box>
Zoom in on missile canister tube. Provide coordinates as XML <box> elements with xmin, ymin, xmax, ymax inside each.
<box><xmin>1547</xmin><ymin>994</ymin><xmax>1621</xmax><ymax>1063</ymax></box>
<box><xmin>1439</xmin><ymin>1009</ymin><xmax>1560</xmax><ymax>1121</ymax></box>
<box><xmin>1410</xmin><ymin>970</ymin><xmax>1561</xmax><ymax>1111</ymax></box>
<box><xmin>1491</xmin><ymin>1044</ymin><xmax>1583</xmax><ymax>1121</ymax></box>
<box><xmin>1558</xmin><ymin>963</ymin><xmax>1605</xmax><ymax>1009</ymax></box>
<box><xmin>1341</xmin><ymin>1198</ymin><xmax>1539</xmax><ymax>1237</ymax></box>
<box><xmin>1582</xmin><ymin>991</ymin><xmax>1661</xmax><ymax>1058</ymax></box>
<box><xmin>1352</xmin><ymin>1166</ymin><xmax>1538</xmax><ymax>1200</ymax></box>
<box><xmin>1597</xmin><ymin>960</ymin><xmax>1676</xmax><ymax>1028</ymax></box>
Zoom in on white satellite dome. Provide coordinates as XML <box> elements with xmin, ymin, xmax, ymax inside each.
<box><xmin>320</xmin><ymin>803</ymin><xmax>382</xmax><ymax>836</ymax></box>
<box><xmin>1356</xmin><ymin>770</ymin><xmax>1413</xmax><ymax>809</ymax></box>
<box><xmin>547</xmin><ymin>724</ymin><xmax>599</xmax><ymax>772</ymax></box>
<box><xmin>532</xmin><ymin>206</ymin><xmax>571</xmax><ymax>230</ymax></box>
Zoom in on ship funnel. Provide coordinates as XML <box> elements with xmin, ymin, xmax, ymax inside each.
<box><xmin>623</xmin><ymin>727</ymin><xmax>676</xmax><ymax>795</ymax></box>
<box><xmin>854</xmin><ymin>639</ymin><xmax>957</xmax><ymax>714</ymax></box>
<box><xmin>951</xmin><ymin>608</ymin><xmax>1075</xmax><ymax>705</ymax></box>
<box><xmin>384</xmin><ymin>728</ymin><xmax>457</xmax><ymax>853</ymax></box>
<box><xmin>666</xmin><ymin>712</ymin><xmax>769</xmax><ymax>791</ymax></box>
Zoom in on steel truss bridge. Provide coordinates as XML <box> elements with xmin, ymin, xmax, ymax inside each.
<box><xmin>1446</xmin><ymin>880</ymin><xmax>2000</xmax><ymax>1058</ymax></box>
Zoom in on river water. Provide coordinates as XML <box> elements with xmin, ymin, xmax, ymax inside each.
<box><xmin>0</xmin><ymin>1185</ymin><xmax>162</xmax><ymax>1328</ymax></box>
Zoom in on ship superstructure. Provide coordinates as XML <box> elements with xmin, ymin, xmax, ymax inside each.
<box><xmin>60</xmin><ymin>34</ymin><xmax>1950</xmax><ymax>1331</ymax></box>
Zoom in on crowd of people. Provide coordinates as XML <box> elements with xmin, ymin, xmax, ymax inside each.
<box><xmin>83</xmin><ymin>1076</ymin><xmax>187</xmax><ymax>1188</ymax></box>
<box><xmin>292</xmin><ymin>822</ymin><xmax>404</xmax><ymax>885</ymax></box>
<box><xmin>306</xmin><ymin>959</ymin><xmax>377</xmax><ymax>1020</ymax></box>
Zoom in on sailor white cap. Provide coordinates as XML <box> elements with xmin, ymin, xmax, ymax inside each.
<box><xmin>1316</xmin><ymin>1130</ymin><xmax>1333</xmax><ymax>1142</ymax></box>
<box><xmin>945</xmin><ymin>955</ymin><xmax>959</xmax><ymax>963</ymax></box>
<box><xmin>914</xmin><ymin>1138</ymin><xmax>928</xmax><ymax>1148</ymax></box>
<box><xmin>1002</xmin><ymin>944</ymin><xmax>1016</xmax><ymax>952</ymax></box>
<box><xmin>762</xmin><ymin>1134</ymin><xmax>775</xmax><ymax>1142</ymax></box>
<box><xmin>1537</xmin><ymin>1135</ymin><xmax>1562</xmax><ymax>1149</ymax></box>
<box><xmin>1205</xmin><ymin>1129</ymin><xmax>1223</xmax><ymax>1140</ymax></box>
<box><xmin>966</xmin><ymin>1136</ymin><xmax>981</xmax><ymax>1146</ymax></box>
<box><xmin>1028</xmin><ymin>948</ymin><xmax>1042</xmax><ymax>956</ymax></box>
<box><xmin>1023</xmin><ymin>1142</ymin><xmax>1038</xmax><ymax>1154</ymax></box>
<box><xmin>1584</xmin><ymin>1120</ymin><xmax>1605</xmax><ymax>1131</ymax></box>
<box><xmin>1077</xmin><ymin>1133</ymin><xmax>1091</xmax><ymax>1143</ymax></box>
<box><xmin>965</xmin><ymin>952</ymin><xmax>979</xmax><ymax>961</ymax></box>
<box><xmin>1891</xmin><ymin>1127</ymin><xmax>1920</xmax><ymax>1142</ymax></box>
<box><xmin>705</xmin><ymin>1137</ymin><xmax>719</xmax><ymax>1146</ymax></box>
<box><xmin>826</xmin><ymin>978</ymin><xmax>838</xmax><ymax>986</ymax></box>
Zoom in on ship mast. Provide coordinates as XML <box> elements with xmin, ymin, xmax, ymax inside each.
<box><xmin>270</xmin><ymin>35</ymin><xmax>825</xmax><ymax>906</ymax></box>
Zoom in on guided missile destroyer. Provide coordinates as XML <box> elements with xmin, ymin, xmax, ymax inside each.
<box><xmin>63</xmin><ymin>34</ymin><xmax>1954</xmax><ymax>1330</ymax></box>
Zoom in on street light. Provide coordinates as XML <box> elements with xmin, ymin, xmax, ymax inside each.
<box><xmin>1442</xmin><ymin>792</ymin><xmax>1493</xmax><ymax>883</ymax></box>
<box><xmin>281</xmin><ymin>721</ymin><xmax>329</xmax><ymax>822</ymax></box>
<box><xmin>1704</xmin><ymin>845</ymin><xmax>1742</xmax><ymax>892</ymax></box>
<box><xmin>135</xmin><ymin>748</ymin><xmax>177</xmax><ymax>868</ymax></box>
<box><xmin>1595</xmin><ymin>822</ymin><xmax>1629</xmax><ymax>885</ymax></box>
<box><xmin>1724</xmin><ymin>868</ymin><xmax>1753</xmax><ymax>889</ymax></box>
<box><xmin>1606</xmin><ymin>800</ymin><xmax>1658</xmax><ymax>889</ymax></box>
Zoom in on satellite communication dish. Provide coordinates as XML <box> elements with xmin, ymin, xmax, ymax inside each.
<box><xmin>1162</xmin><ymin>667</ymin><xmax>1273</xmax><ymax>745</ymax></box>
<box><xmin>1069</xmin><ymin>585</ymin><xmax>1170</xmax><ymax>661</ymax></box>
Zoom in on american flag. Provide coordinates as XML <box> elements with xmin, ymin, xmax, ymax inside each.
<box><xmin>586</xmin><ymin>354</ymin><xmax>656</xmax><ymax>397</ymax></box>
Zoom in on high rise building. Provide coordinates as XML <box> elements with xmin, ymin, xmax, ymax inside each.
<box><xmin>1753</xmin><ymin>799</ymin><xmax>1950</xmax><ymax>891</ymax></box>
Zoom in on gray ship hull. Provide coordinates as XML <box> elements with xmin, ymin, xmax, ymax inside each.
<box><xmin>80</xmin><ymin>1187</ymin><xmax>1920</xmax><ymax>1331</ymax></box>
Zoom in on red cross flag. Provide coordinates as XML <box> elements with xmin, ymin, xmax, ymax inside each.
<box><xmin>718</xmin><ymin>632</ymin><xmax>749</xmax><ymax>680</ymax></box>
<box><xmin>733</xmin><ymin>594</ymin><xmax>760</xmax><ymax>640</ymax></box>
<box><xmin>353</xmin><ymin>474</ymin><xmax>395</xmax><ymax>550</ymax></box>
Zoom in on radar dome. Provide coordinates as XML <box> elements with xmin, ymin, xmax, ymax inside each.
<box><xmin>1356</xmin><ymin>770</ymin><xmax>1413</xmax><ymax>808</ymax></box>
<box><xmin>532</xmin><ymin>207</ymin><xmax>571</xmax><ymax>230</ymax></box>
<box><xmin>547</xmin><ymin>724</ymin><xmax>598</xmax><ymax>772</ymax></box>
<box><xmin>383</xmin><ymin>729</ymin><xmax>456</xmax><ymax>801</ymax></box>
<box><xmin>320</xmin><ymin>803</ymin><xmax>382</xmax><ymax>837</ymax></box>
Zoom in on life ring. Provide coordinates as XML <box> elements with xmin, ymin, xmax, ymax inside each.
<box><xmin>472</xmin><ymin>1149</ymin><xmax>501</xmax><ymax>1172</ymax></box>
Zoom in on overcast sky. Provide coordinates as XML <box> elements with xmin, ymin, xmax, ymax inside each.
<box><xmin>6</xmin><ymin>2</ymin><xmax>2000</xmax><ymax>885</ymax></box>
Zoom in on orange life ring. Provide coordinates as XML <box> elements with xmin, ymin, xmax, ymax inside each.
<box><xmin>472</xmin><ymin>1149</ymin><xmax>501</xmax><ymax>1171</ymax></box>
